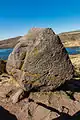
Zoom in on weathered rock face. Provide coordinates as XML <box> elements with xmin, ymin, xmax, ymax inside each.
<box><xmin>0</xmin><ymin>60</ymin><xmax>6</xmax><ymax>74</ymax></box>
<box><xmin>6</xmin><ymin>28</ymin><xmax>74</xmax><ymax>91</ymax></box>
<box><xmin>27</xmin><ymin>92</ymin><xmax>80</xmax><ymax>120</ymax></box>
<box><xmin>1</xmin><ymin>91</ymin><xmax>80</xmax><ymax>120</ymax></box>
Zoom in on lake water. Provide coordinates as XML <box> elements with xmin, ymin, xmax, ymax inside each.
<box><xmin>0</xmin><ymin>47</ymin><xmax>80</xmax><ymax>60</ymax></box>
<box><xmin>66</xmin><ymin>47</ymin><xmax>80</xmax><ymax>55</ymax></box>
<box><xmin>0</xmin><ymin>48</ymin><xmax>13</xmax><ymax>60</ymax></box>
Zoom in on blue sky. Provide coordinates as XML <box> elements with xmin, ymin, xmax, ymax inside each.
<box><xmin>0</xmin><ymin>0</ymin><xmax>80</xmax><ymax>40</ymax></box>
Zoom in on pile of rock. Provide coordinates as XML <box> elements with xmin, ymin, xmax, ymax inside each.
<box><xmin>0</xmin><ymin>28</ymin><xmax>76</xmax><ymax>120</ymax></box>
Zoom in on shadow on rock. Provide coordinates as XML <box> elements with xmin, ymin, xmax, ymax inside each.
<box><xmin>54</xmin><ymin>76</ymin><xmax>80</xmax><ymax>101</ymax></box>
<box><xmin>0</xmin><ymin>106</ymin><xmax>17</xmax><ymax>120</ymax></box>
<box><xmin>53</xmin><ymin>110</ymin><xmax>80</xmax><ymax>120</ymax></box>
<box><xmin>55</xmin><ymin>76</ymin><xmax>80</xmax><ymax>92</ymax></box>
<box><xmin>29</xmin><ymin>77</ymin><xmax>80</xmax><ymax>101</ymax></box>
<box><xmin>29</xmin><ymin>98</ymin><xmax>80</xmax><ymax>120</ymax></box>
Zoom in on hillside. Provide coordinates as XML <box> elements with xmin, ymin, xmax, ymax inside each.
<box><xmin>59</xmin><ymin>30</ymin><xmax>80</xmax><ymax>47</ymax></box>
<box><xmin>0</xmin><ymin>30</ymin><xmax>80</xmax><ymax>49</ymax></box>
<box><xmin>0</xmin><ymin>36</ymin><xmax>22</xmax><ymax>49</ymax></box>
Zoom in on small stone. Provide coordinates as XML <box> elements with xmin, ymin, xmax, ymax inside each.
<box><xmin>74</xmin><ymin>92</ymin><xmax>80</xmax><ymax>102</ymax></box>
<box><xmin>11</xmin><ymin>89</ymin><xmax>24</xmax><ymax>104</ymax></box>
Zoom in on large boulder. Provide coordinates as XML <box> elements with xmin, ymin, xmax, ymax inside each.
<box><xmin>6</xmin><ymin>28</ymin><xmax>74</xmax><ymax>92</ymax></box>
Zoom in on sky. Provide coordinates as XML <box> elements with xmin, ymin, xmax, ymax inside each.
<box><xmin>0</xmin><ymin>0</ymin><xmax>80</xmax><ymax>40</ymax></box>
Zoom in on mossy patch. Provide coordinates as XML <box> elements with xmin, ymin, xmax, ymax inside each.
<box><xmin>8</xmin><ymin>76</ymin><xmax>20</xmax><ymax>87</ymax></box>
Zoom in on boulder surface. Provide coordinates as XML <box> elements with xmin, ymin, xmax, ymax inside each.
<box><xmin>6</xmin><ymin>28</ymin><xmax>73</xmax><ymax>91</ymax></box>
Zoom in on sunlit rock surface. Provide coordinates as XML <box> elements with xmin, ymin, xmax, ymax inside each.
<box><xmin>6</xmin><ymin>28</ymin><xmax>73</xmax><ymax>92</ymax></box>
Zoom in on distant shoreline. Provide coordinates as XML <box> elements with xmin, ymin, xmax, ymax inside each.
<box><xmin>0</xmin><ymin>36</ymin><xmax>22</xmax><ymax>49</ymax></box>
<box><xmin>0</xmin><ymin>30</ymin><xmax>80</xmax><ymax>49</ymax></box>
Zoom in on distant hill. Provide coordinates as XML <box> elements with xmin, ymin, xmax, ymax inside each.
<box><xmin>0</xmin><ymin>30</ymin><xmax>80</xmax><ymax>49</ymax></box>
<box><xmin>0</xmin><ymin>36</ymin><xmax>22</xmax><ymax>49</ymax></box>
<box><xmin>59</xmin><ymin>30</ymin><xmax>80</xmax><ymax>47</ymax></box>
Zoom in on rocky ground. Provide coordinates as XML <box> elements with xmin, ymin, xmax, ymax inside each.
<box><xmin>0</xmin><ymin>54</ymin><xmax>80</xmax><ymax>120</ymax></box>
<box><xmin>0</xmin><ymin>28</ymin><xmax>80</xmax><ymax>120</ymax></box>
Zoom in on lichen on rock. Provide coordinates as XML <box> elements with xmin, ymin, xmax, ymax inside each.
<box><xmin>6</xmin><ymin>28</ymin><xmax>74</xmax><ymax>93</ymax></box>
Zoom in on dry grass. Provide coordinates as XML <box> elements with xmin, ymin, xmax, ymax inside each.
<box><xmin>70</xmin><ymin>54</ymin><xmax>80</xmax><ymax>78</ymax></box>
